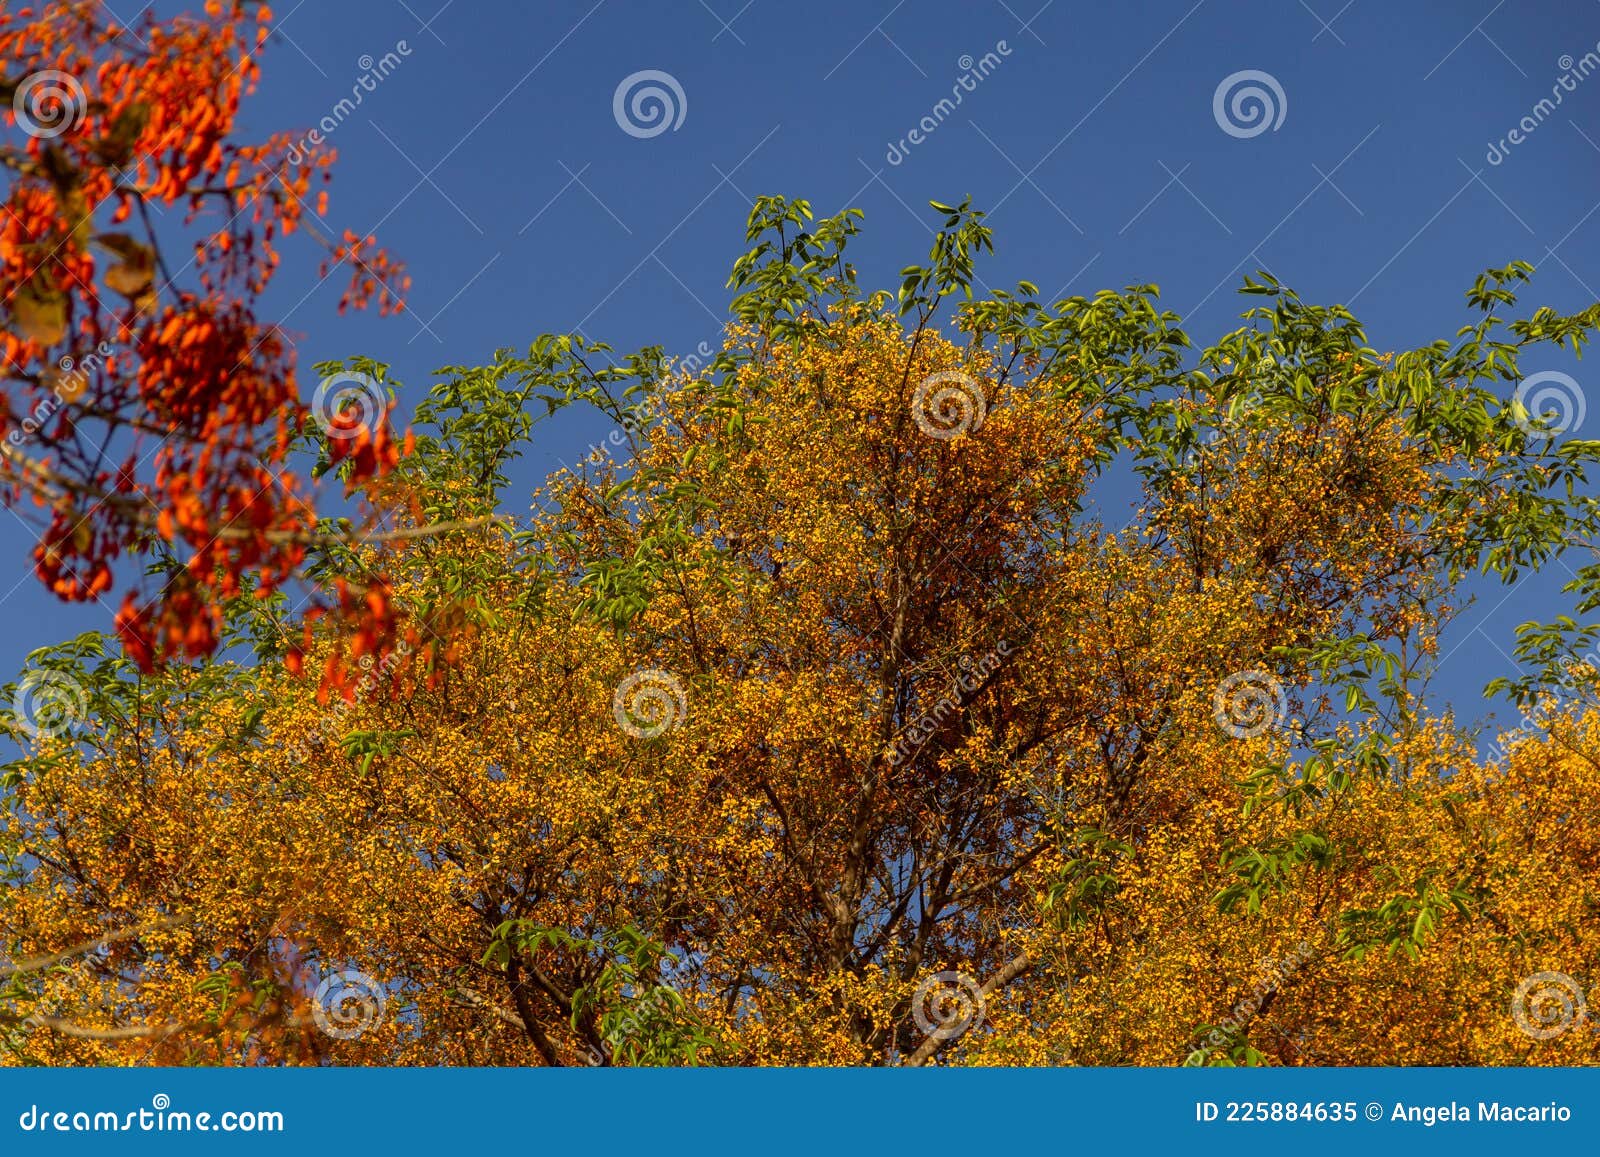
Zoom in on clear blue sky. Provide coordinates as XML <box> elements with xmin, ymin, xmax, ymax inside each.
<box><xmin>7</xmin><ymin>0</ymin><xmax>1600</xmax><ymax>736</ymax></box>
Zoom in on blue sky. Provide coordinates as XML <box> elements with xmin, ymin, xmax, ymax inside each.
<box><xmin>6</xmin><ymin>0</ymin><xmax>1600</xmax><ymax>735</ymax></box>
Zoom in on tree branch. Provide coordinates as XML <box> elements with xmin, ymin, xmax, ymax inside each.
<box><xmin>903</xmin><ymin>950</ymin><xmax>1032</xmax><ymax>1067</ymax></box>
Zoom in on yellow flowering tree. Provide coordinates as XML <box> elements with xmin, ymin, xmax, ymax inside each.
<box><xmin>3</xmin><ymin>196</ymin><xmax>1599</xmax><ymax>1066</ymax></box>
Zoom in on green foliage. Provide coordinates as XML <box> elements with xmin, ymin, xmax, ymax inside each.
<box><xmin>481</xmin><ymin>923</ymin><xmax>719</xmax><ymax>1066</ymax></box>
<box><xmin>1337</xmin><ymin>868</ymin><xmax>1478</xmax><ymax>961</ymax></box>
<box><xmin>1041</xmin><ymin>827</ymin><xmax>1133</xmax><ymax>932</ymax></box>
<box><xmin>1216</xmin><ymin>832</ymin><xmax>1336</xmax><ymax>917</ymax></box>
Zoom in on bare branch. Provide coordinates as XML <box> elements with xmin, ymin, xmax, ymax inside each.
<box><xmin>903</xmin><ymin>950</ymin><xmax>1032</xmax><ymax>1067</ymax></box>
<box><xmin>0</xmin><ymin>917</ymin><xmax>187</xmax><ymax>980</ymax></box>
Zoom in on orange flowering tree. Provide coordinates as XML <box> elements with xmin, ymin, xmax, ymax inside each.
<box><xmin>3</xmin><ymin>196</ymin><xmax>1600</xmax><ymax>1065</ymax></box>
<box><xmin>0</xmin><ymin>1</ymin><xmax>413</xmax><ymax>681</ymax></box>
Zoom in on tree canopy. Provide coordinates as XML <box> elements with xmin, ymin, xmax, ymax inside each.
<box><xmin>4</xmin><ymin>187</ymin><xmax>1600</xmax><ymax>1066</ymax></box>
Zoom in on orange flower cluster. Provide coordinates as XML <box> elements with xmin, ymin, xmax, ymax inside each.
<box><xmin>0</xmin><ymin>1</ymin><xmax>411</xmax><ymax>687</ymax></box>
